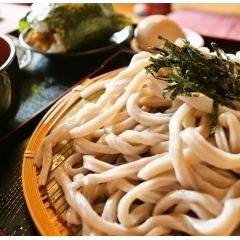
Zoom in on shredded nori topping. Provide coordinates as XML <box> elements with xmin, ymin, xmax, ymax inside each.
<box><xmin>145</xmin><ymin>36</ymin><xmax>240</xmax><ymax>134</ymax></box>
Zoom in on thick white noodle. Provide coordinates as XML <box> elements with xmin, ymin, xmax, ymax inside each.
<box><xmin>35</xmin><ymin>50</ymin><xmax>240</xmax><ymax>235</ymax></box>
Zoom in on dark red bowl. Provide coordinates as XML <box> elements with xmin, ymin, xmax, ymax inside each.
<box><xmin>0</xmin><ymin>34</ymin><xmax>22</xmax><ymax>128</ymax></box>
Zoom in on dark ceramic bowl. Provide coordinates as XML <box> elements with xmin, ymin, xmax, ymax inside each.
<box><xmin>18</xmin><ymin>26</ymin><xmax>133</xmax><ymax>57</ymax></box>
<box><xmin>0</xmin><ymin>34</ymin><xmax>22</xmax><ymax>128</ymax></box>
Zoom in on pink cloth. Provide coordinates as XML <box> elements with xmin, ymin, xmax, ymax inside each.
<box><xmin>167</xmin><ymin>9</ymin><xmax>240</xmax><ymax>41</ymax></box>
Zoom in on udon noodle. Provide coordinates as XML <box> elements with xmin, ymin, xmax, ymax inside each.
<box><xmin>34</xmin><ymin>41</ymin><xmax>240</xmax><ymax>236</ymax></box>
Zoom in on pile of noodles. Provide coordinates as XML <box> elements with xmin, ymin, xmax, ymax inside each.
<box><xmin>34</xmin><ymin>41</ymin><xmax>240</xmax><ymax>236</ymax></box>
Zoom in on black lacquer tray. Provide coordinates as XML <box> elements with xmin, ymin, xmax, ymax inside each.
<box><xmin>0</xmin><ymin>31</ymin><xmax>240</xmax><ymax>235</ymax></box>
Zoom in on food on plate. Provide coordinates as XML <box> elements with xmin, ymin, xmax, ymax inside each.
<box><xmin>34</xmin><ymin>37</ymin><xmax>240</xmax><ymax>235</ymax></box>
<box><xmin>134</xmin><ymin>15</ymin><xmax>185</xmax><ymax>53</ymax></box>
<box><xmin>18</xmin><ymin>3</ymin><xmax>132</xmax><ymax>53</ymax></box>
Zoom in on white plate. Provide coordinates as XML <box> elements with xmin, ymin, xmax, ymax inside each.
<box><xmin>130</xmin><ymin>28</ymin><xmax>204</xmax><ymax>53</ymax></box>
<box><xmin>7</xmin><ymin>34</ymin><xmax>32</xmax><ymax>69</ymax></box>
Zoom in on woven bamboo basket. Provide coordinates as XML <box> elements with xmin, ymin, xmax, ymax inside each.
<box><xmin>22</xmin><ymin>68</ymin><xmax>124</xmax><ymax>236</ymax></box>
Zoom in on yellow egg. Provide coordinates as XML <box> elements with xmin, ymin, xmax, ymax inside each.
<box><xmin>135</xmin><ymin>15</ymin><xmax>185</xmax><ymax>52</ymax></box>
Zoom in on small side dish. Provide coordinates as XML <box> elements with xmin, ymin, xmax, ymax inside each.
<box><xmin>18</xmin><ymin>3</ymin><xmax>132</xmax><ymax>54</ymax></box>
<box><xmin>7</xmin><ymin>34</ymin><xmax>31</xmax><ymax>69</ymax></box>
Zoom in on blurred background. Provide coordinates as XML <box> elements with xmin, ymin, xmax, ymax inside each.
<box><xmin>113</xmin><ymin>3</ymin><xmax>240</xmax><ymax>43</ymax></box>
<box><xmin>113</xmin><ymin>3</ymin><xmax>240</xmax><ymax>23</ymax></box>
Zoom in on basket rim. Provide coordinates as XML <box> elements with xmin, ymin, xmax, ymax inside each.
<box><xmin>22</xmin><ymin>68</ymin><xmax>124</xmax><ymax>236</ymax></box>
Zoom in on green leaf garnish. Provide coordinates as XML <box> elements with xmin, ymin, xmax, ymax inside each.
<box><xmin>145</xmin><ymin>36</ymin><xmax>240</xmax><ymax>134</ymax></box>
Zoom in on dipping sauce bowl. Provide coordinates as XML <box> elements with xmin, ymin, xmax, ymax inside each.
<box><xmin>0</xmin><ymin>34</ymin><xmax>21</xmax><ymax>129</ymax></box>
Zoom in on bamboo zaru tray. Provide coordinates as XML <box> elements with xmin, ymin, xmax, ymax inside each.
<box><xmin>22</xmin><ymin>53</ymin><xmax>240</xmax><ymax>236</ymax></box>
<box><xmin>22</xmin><ymin>68</ymin><xmax>124</xmax><ymax>236</ymax></box>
